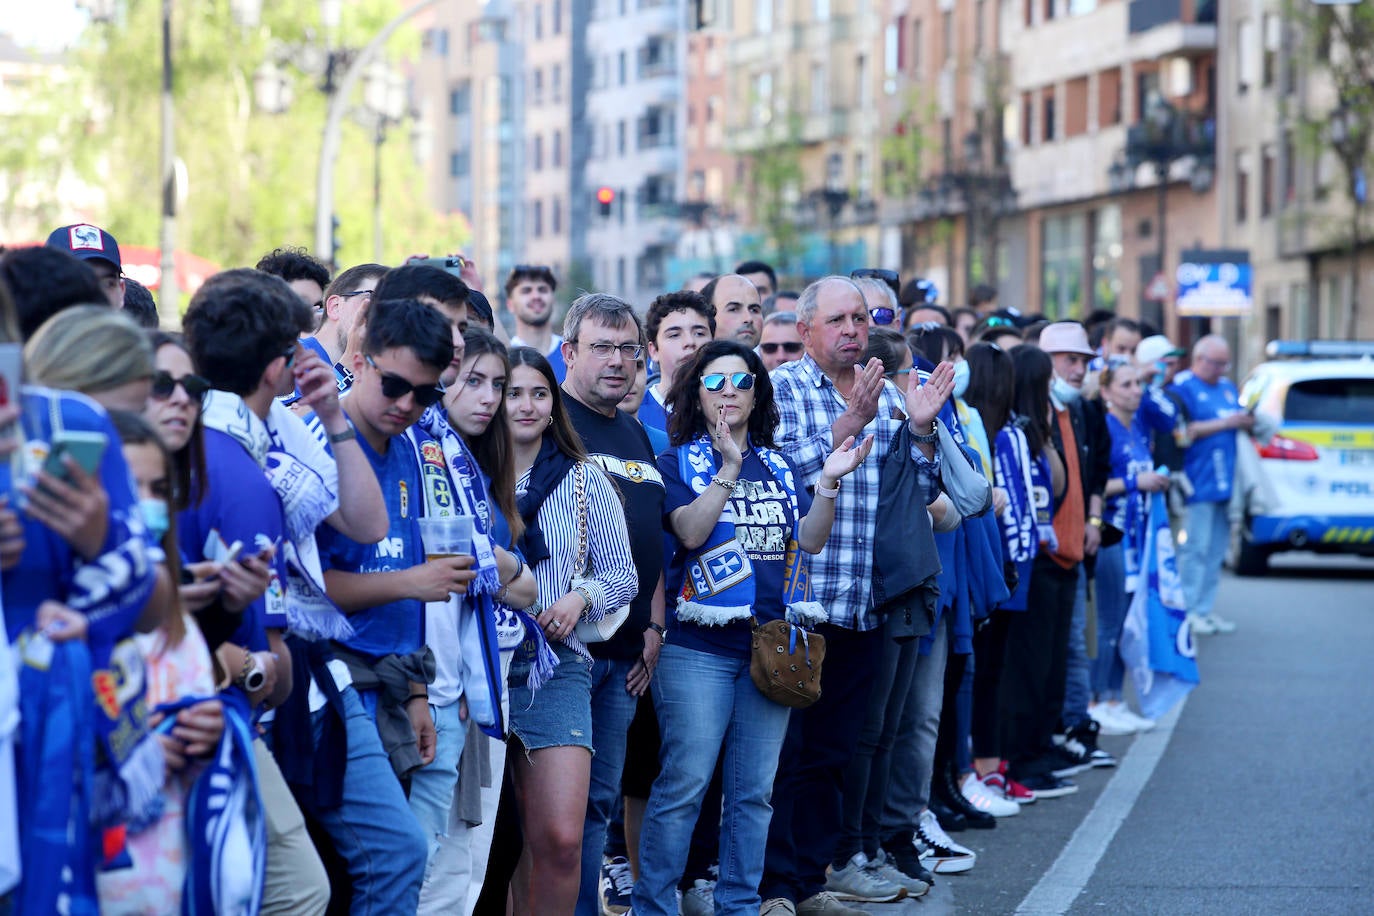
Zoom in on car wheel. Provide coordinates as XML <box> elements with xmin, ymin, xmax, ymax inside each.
<box><xmin>1234</xmin><ymin>525</ymin><xmax>1272</xmax><ymax>577</ymax></box>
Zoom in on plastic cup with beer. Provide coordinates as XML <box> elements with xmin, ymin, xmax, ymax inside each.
<box><xmin>418</xmin><ymin>514</ymin><xmax>474</xmax><ymax>562</ymax></box>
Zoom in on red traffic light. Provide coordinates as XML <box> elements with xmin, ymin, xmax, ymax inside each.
<box><xmin>596</xmin><ymin>187</ymin><xmax>615</xmax><ymax>205</ymax></box>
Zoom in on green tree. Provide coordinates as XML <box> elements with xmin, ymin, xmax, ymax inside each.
<box><xmin>735</xmin><ymin>112</ymin><xmax>805</xmax><ymax>277</ymax></box>
<box><xmin>0</xmin><ymin>0</ymin><xmax>466</xmax><ymax>287</ymax></box>
<box><xmin>880</xmin><ymin>88</ymin><xmax>935</xmax><ymax>199</ymax></box>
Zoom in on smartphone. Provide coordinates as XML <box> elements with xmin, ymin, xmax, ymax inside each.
<box><xmin>42</xmin><ymin>430</ymin><xmax>108</xmax><ymax>482</ymax></box>
<box><xmin>408</xmin><ymin>256</ymin><xmax>467</xmax><ymax>278</ymax></box>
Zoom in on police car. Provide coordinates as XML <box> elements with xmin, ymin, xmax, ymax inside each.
<box><xmin>1231</xmin><ymin>340</ymin><xmax>1374</xmax><ymax>574</ymax></box>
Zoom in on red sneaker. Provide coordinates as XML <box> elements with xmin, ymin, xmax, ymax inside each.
<box><xmin>986</xmin><ymin>765</ymin><xmax>1038</xmax><ymax>805</ymax></box>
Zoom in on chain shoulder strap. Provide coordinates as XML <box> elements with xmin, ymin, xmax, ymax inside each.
<box><xmin>573</xmin><ymin>460</ymin><xmax>589</xmax><ymax>577</ymax></box>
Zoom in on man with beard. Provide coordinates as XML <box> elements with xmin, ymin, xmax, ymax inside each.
<box><xmin>506</xmin><ymin>264</ymin><xmax>566</xmax><ymax>381</ymax></box>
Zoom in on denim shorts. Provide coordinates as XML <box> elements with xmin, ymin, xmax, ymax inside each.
<box><xmin>507</xmin><ymin>640</ymin><xmax>594</xmax><ymax>754</ymax></box>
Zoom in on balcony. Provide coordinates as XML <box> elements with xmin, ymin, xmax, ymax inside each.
<box><xmin>1127</xmin><ymin>0</ymin><xmax>1217</xmax><ymax>59</ymax></box>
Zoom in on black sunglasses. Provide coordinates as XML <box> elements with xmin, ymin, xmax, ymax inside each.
<box><xmin>759</xmin><ymin>342</ymin><xmax>804</xmax><ymax>355</ymax></box>
<box><xmin>282</xmin><ymin>342</ymin><xmax>299</xmax><ymax>369</ymax></box>
<box><xmin>150</xmin><ymin>371</ymin><xmax>211</xmax><ymax>403</ymax></box>
<box><xmin>869</xmin><ymin>307</ymin><xmax>899</xmax><ymax>326</ymax></box>
<box><xmin>365</xmin><ymin>355</ymin><xmax>446</xmax><ymax>407</ymax></box>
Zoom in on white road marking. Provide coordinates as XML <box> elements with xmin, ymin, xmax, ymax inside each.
<box><xmin>1014</xmin><ymin>698</ymin><xmax>1188</xmax><ymax>915</ymax></box>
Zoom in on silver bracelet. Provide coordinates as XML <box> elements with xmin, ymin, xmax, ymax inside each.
<box><xmin>711</xmin><ymin>475</ymin><xmax>739</xmax><ymax>491</ymax></box>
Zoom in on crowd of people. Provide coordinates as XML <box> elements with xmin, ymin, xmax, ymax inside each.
<box><xmin>0</xmin><ymin>225</ymin><xmax>1252</xmax><ymax>916</ymax></box>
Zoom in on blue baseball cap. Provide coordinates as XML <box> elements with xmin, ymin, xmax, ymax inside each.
<box><xmin>46</xmin><ymin>223</ymin><xmax>122</xmax><ymax>272</ymax></box>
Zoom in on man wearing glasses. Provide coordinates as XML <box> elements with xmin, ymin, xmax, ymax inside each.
<box><xmin>1170</xmin><ymin>335</ymin><xmax>1251</xmax><ymax>636</ymax></box>
<box><xmin>46</xmin><ymin>223</ymin><xmax>126</xmax><ymax>309</ymax></box>
<box><xmin>558</xmin><ymin>294</ymin><xmax>669</xmax><ymax>916</ymax></box>
<box><xmin>287</xmin><ymin>263</ymin><xmax>387</xmax><ymax>404</ymax></box>
<box><xmin>506</xmin><ymin>264</ymin><xmax>567</xmax><ymax>381</ymax></box>
<box><xmin>851</xmin><ymin>272</ymin><xmax>904</xmax><ymax>331</ymax></box>
<box><xmin>758</xmin><ymin>311</ymin><xmax>805</xmax><ymax>372</ymax></box>
<box><xmin>256</xmin><ymin>247</ymin><xmax>332</xmax><ymax>333</ymax></box>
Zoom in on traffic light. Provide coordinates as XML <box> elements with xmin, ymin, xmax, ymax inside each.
<box><xmin>596</xmin><ymin>186</ymin><xmax>615</xmax><ymax>217</ymax></box>
<box><xmin>330</xmin><ymin>215</ymin><xmax>342</xmax><ymax>271</ymax></box>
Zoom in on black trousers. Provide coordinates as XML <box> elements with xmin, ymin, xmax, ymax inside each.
<box><xmin>971</xmin><ymin>610</ymin><xmax>1012</xmax><ymax>760</ymax></box>
<box><xmin>999</xmin><ymin>556</ymin><xmax>1079</xmax><ymax>778</ymax></box>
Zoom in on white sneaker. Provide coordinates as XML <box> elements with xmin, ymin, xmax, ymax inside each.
<box><xmin>1187</xmin><ymin>612</ymin><xmax>1217</xmax><ymax>636</ymax></box>
<box><xmin>823</xmin><ymin>853</ymin><xmax>905</xmax><ymax>903</ymax></box>
<box><xmin>915</xmin><ymin>809</ymin><xmax>976</xmax><ymax>874</ymax></box>
<box><xmin>678</xmin><ymin>878</ymin><xmax>714</xmax><ymax>916</ymax></box>
<box><xmin>1113</xmin><ymin>705</ymin><xmax>1156</xmax><ymax>732</ymax></box>
<box><xmin>960</xmin><ymin>772</ymin><xmax>1020</xmax><ymax>816</ymax></box>
<box><xmin>1205</xmin><ymin>612</ymin><xmax>1238</xmax><ymax>633</ymax></box>
<box><xmin>1089</xmin><ymin>702</ymin><xmax>1138</xmax><ymax>736</ymax></box>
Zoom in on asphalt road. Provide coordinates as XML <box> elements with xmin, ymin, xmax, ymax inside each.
<box><xmin>851</xmin><ymin>554</ymin><xmax>1374</xmax><ymax>916</ymax></box>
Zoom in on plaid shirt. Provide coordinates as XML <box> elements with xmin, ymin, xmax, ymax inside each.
<box><xmin>772</xmin><ymin>355</ymin><xmax>941</xmax><ymax>632</ymax></box>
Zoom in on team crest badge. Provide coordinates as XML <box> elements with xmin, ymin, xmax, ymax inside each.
<box><xmin>399</xmin><ymin>480</ymin><xmax>409</xmax><ymax>518</ymax></box>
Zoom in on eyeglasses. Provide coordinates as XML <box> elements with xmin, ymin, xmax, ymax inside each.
<box><xmin>908</xmin><ymin>321</ymin><xmax>944</xmax><ymax>333</ymax></box>
<box><xmin>365</xmin><ymin>354</ymin><xmax>447</xmax><ymax>407</ymax></box>
<box><xmin>339</xmin><ymin>289</ymin><xmax>373</xmax><ymax>300</ymax></box>
<box><xmin>150</xmin><ymin>371</ymin><xmax>211</xmax><ymax>403</ymax></box>
<box><xmin>701</xmin><ymin>371</ymin><xmax>756</xmax><ymax>392</ymax></box>
<box><xmin>282</xmin><ymin>342</ymin><xmax>299</xmax><ymax>369</ymax></box>
<box><xmin>759</xmin><ymin>341</ymin><xmax>804</xmax><ymax>355</ymax></box>
<box><xmin>577</xmin><ymin>340</ymin><xmax>644</xmax><ymax>361</ymax></box>
<box><xmin>984</xmin><ymin>316</ymin><xmax>1015</xmax><ymax>328</ymax></box>
<box><xmin>869</xmin><ymin>307</ymin><xmax>899</xmax><ymax>327</ymax></box>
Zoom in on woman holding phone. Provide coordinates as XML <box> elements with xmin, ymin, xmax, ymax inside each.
<box><xmin>504</xmin><ymin>346</ymin><xmax>637</xmax><ymax>915</ymax></box>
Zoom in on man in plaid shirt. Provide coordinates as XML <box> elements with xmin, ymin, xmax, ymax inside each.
<box><xmin>760</xmin><ymin>276</ymin><xmax>954</xmax><ymax>915</ymax></box>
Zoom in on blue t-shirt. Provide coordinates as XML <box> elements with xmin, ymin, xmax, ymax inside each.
<box><xmin>638</xmin><ymin>385</ymin><xmax>669</xmax><ymax>436</ymax></box>
<box><xmin>1169</xmin><ymin>375</ymin><xmax>1241</xmax><ymax>503</ymax></box>
<box><xmin>659</xmin><ymin>446</ymin><xmax>812</xmax><ymax>658</ymax></box>
<box><xmin>1105</xmin><ymin>413</ymin><xmax>1155</xmax><ymax>532</ymax></box>
<box><xmin>311</xmin><ymin>415</ymin><xmax>426</xmax><ymax>660</ymax></box>
<box><xmin>177</xmin><ymin>428</ymin><xmax>289</xmax><ymax>652</ymax></box>
<box><xmin>4</xmin><ymin>388</ymin><xmax>156</xmax><ymax>643</ymax></box>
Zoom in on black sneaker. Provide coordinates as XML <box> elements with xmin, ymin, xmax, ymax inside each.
<box><xmin>599</xmin><ymin>855</ymin><xmax>633</xmax><ymax>915</ymax></box>
<box><xmin>1016</xmin><ymin>773</ymin><xmax>1078</xmax><ymax>798</ymax></box>
<box><xmin>1068</xmin><ymin>720</ymin><xmax>1118</xmax><ymax>768</ymax></box>
<box><xmin>1048</xmin><ymin>737</ymin><xmax>1092</xmax><ymax>778</ymax></box>
<box><xmin>927</xmin><ymin>797</ymin><xmax>970</xmax><ymax>832</ymax></box>
<box><xmin>882</xmin><ymin>838</ymin><xmax>936</xmax><ymax>888</ymax></box>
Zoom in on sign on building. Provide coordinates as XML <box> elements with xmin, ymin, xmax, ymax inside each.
<box><xmin>1175</xmin><ymin>249</ymin><xmax>1252</xmax><ymax>317</ymax></box>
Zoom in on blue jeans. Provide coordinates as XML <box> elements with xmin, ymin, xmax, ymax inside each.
<box><xmin>1180</xmin><ymin>500</ymin><xmax>1230</xmax><ymax>619</ymax></box>
<box><xmin>574</xmin><ymin>658</ymin><xmax>640</xmax><ymax>916</ymax></box>
<box><xmin>1091</xmin><ymin>544</ymin><xmax>1128</xmax><ymax>701</ymax></box>
<box><xmin>633</xmin><ymin>646</ymin><xmax>790</xmax><ymax>915</ymax></box>
<box><xmin>409</xmin><ymin>700</ymin><xmax>467</xmax><ymax>868</ymax></box>
<box><xmin>309</xmin><ymin>686</ymin><xmax>428</xmax><ymax>916</ymax></box>
<box><xmin>1060</xmin><ymin>564</ymin><xmax>1091</xmax><ymax>729</ymax></box>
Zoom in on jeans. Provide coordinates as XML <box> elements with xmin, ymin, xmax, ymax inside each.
<box><xmin>1091</xmin><ymin>544</ymin><xmax>1128</xmax><ymax>701</ymax></box>
<box><xmin>306</xmin><ymin>686</ymin><xmax>428</xmax><ymax>916</ymax></box>
<box><xmin>1061</xmin><ymin>564</ymin><xmax>1092</xmax><ymax>729</ymax></box>
<box><xmin>632</xmin><ymin>646</ymin><xmax>790</xmax><ymax>915</ymax></box>
<box><xmin>880</xmin><ymin>614</ymin><xmax>948</xmax><ymax>839</ymax></box>
<box><xmin>1180</xmin><ymin>500</ymin><xmax>1230</xmax><ymax>619</ymax></box>
<box><xmin>838</xmin><ymin>625</ymin><xmax>920</xmax><ymax>863</ymax></box>
<box><xmin>574</xmin><ymin>658</ymin><xmax>640</xmax><ymax>916</ymax></box>
<box><xmin>760</xmin><ymin>625</ymin><xmax>883</xmax><ymax>904</ymax></box>
<box><xmin>409</xmin><ymin>701</ymin><xmax>467</xmax><ymax>868</ymax></box>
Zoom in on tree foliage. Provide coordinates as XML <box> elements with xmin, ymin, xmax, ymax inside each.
<box><xmin>736</xmin><ymin>112</ymin><xmax>805</xmax><ymax>275</ymax></box>
<box><xmin>0</xmin><ymin>0</ymin><xmax>466</xmax><ymax>275</ymax></box>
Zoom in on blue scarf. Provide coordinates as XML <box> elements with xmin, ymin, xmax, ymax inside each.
<box><xmin>410</xmin><ymin>406</ymin><xmax>511</xmax><ymax>732</ymax></box>
<box><xmin>675</xmin><ymin>436</ymin><xmax>826</xmax><ymax>627</ymax></box>
<box><xmin>156</xmin><ymin>692</ymin><xmax>266</xmax><ymax>916</ymax></box>
<box><xmin>16</xmin><ymin>632</ymin><xmax>99</xmax><ymax>916</ymax></box>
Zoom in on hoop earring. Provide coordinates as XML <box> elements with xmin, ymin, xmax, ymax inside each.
<box><xmin>547</xmin><ymin>416</ymin><xmax>553</xmax><ymax>427</ymax></box>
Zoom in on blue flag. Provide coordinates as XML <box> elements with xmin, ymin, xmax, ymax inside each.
<box><xmin>1119</xmin><ymin>491</ymin><xmax>1199</xmax><ymax>720</ymax></box>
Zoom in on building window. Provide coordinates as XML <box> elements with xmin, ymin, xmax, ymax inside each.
<box><xmin>638</xmin><ymin>106</ymin><xmax>675</xmax><ymax>149</ymax></box>
<box><xmin>532</xmin><ymin>68</ymin><xmax>543</xmax><ymax>105</ymax></box>
<box><xmin>856</xmin><ymin>54</ymin><xmax>869</xmax><ymax>107</ymax></box>
<box><xmin>449</xmin><ymin>82</ymin><xmax>471</xmax><ymax>116</ymax></box>
<box><xmin>1044</xmin><ymin>0</ymin><xmax>1055</xmax><ymax>21</ymax></box>
<box><xmin>1281</xmin><ymin>128</ymin><xmax>1296</xmax><ymax>208</ymax></box>
<box><xmin>552</xmin><ymin>64</ymin><xmax>562</xmax><ymax>102</ymax></box>
<box><xmin>532</xmin><ymin>134</ymin><xmax>543</xmax><ymax>171</ymax></box>
<box><xmin>811</xmin><ymin>63</ymin><xmax>827</xmax><ymax>114</ymax></box>
<box><xmin>814</xmin><ymin>0</ymin><xmax>829</xmax><ymax>21</ymax></box>
<box><xmin>552</xmin><ymin>130</ymin><xmax>563</xmax><ymax>167</ymax></box>
<box><xmin>753</xmin><ymin>71</ymin><xmax>774</xmax><ymax>124</ymax></box>
<box><xmin>1098</xmin><ymin>68</ymin><xmax>1121</xmax><ymax>126</ymax></box>
<box><xmin>942</xmin><ymin>116</ymin><xmax>952</xmax><ymax>168</ymax></box>
<box><xmin>617</xmin><ymin>257</ymin><xmax>627</xmax><ymax>292</ymax></box>
<box><xmin>532</xmin><ymin>200</ymin><xmax>543</xmax><ymax>237</ymax></box>
<box><xmin>552</xmin><ymin>196</ymin><xmax>562</xmax><ymax>234</ymax></box>
<box><xmin>1237</xmin><ymin>19</ymin><xmax>1256</xmax><ymax>94</ymax></box>
<box><xmin>1043</xmin><ymin>91</ymin><xmax>1056</xmax><ymax>142</ymax></box>
<box><xmin>1021</xmin><ymin>92</ymin><xmax>1033</xmax><ymax>146</ymax></box>
<box><xmin>619</xmin><ymin>51</ymin><xmax>627</xmax><ymax>86</ymax></box>
<box><xmin>533</xmin><ymin>3</ymin><xmax>543</xmax><ymax>40</ymax></box>
<box><xmin>1261</xmin><ymin>145</ymin><xmax>1276</xmax><ymax>218</ymax></box>
<box><xmin>975</xmin><ymin>0</ymin><xmax>985</xmax><ymax>53</ymax></box>
<box><xmin>553</xmin><ymin>0</ymin><xmax>562</xmax><ymax>33</ymax></box>
<box><xmin>1091</xmin><ymin>204</ymin><xmax>1122</xmax><ymax>312</ymax></box>
<box><xmin>448</xmin><ymin>150</ymin><xmax>470</xmax><ymax>177</ymax></box>
<box><xmin>1262</xmin><ymin>14</ymin><xmax>1279</xmax><ymax>88</ymax></box>
<box><xmin>618</xmin><ymin>120</ymin><xmax>627</xmax><ymax>156</ymax></box>
<box><xmin>1041</xmin><ymin>212</ymin><xmax>1087</xmax><ymax>319</ymax></box>
<box><xmin>756</xmin><ymin>0</ymin><xmax>773</xmax><ymax>33</ymax></box>
<box><xmin>1235</xmin><ymin>151</ymin><xmax>1250</xmax><ymax>224</ymax></box>
<box><xmin>911</xmin><ymin>18</ymin><xmax>923</xmax><ymax>77</ymax></box>
<box><xmin>941</xmin><ymin>11</ymin><xmax>952</xmax><ymax>66</ymax></box>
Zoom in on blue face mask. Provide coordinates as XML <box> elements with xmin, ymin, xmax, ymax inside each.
<box><xmin>1051</xmin><ymin>374</ymin><xmax>1082</xmax><ymax>406</ymax></box>
<box><xmin>140</xmin><ymin>497</ymin><xmax>169</xmax><ymax>543</ymax></box>
<box><xmin>952</xmin><ymin>360</ymin><xmax>970</xmax><ymax>399</ymax></box>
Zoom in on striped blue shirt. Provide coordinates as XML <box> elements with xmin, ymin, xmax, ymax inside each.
<box><xmin>771</xmin><ymin>354</ymin><xmax>940</xmax><ymax>632</ymax></box>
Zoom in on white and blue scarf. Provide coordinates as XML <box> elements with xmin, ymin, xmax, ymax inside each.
<box><xmin>675</xmin><ymin>436</ymin><xmax>826</xmax><ymax>627</ymax></box>
<box><xmin>202</xmin><ymin>391</ymin><xmax>353</xmax><ymax>641</ymax></box>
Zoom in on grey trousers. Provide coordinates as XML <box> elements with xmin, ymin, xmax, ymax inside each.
<box><xmin>879</xmin><ymin>614</ymin><xmax>950</xmax><ymax>840</ymax></box>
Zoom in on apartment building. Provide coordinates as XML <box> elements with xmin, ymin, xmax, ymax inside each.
<box><xmin>720</xmin><ymin>0</ymin><xmax>884</xmax><ymax>284</ymax></box>
<box><xmin>1000</xmin><ymin>0</ymin><xmax>1219</xmax><ymax>343</ymax></box>
<box><xmin>584</xmin><ymin>0</ymin><xmax>686</xmax><ymax>304</ymax></box>
<box><xmin>673</xmin><ymin>28</ymin><xmax>737</xmax><ymax>281</ymax></box>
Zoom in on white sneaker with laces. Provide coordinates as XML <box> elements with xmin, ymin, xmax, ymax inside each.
<box><xmin>1089</xmin><ymin>702</ymin><xmax>1137</xmax><ymax>736</ymax></box>
<box><xmin>1114</xmin><ymin>705</ymin><xmax>1157</xmax><ymax>732</ymax></box>
<box><xmin>959</xmin><ymin>772</ymin><xmax>1020</xmax><ymax>816</ymax></box>
<box><xmin>678</xmin><ymin>878</ymin><xmax>714</xmax><ymax>916</ymax></box>
<box><xmin>1188</xmin><ymin>612</ymin><xmax>1218</xmax><ymax>635</ymax></box>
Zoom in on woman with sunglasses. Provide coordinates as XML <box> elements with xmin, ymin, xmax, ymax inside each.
<box><xmin>504</xmin><ymin>346</ymin><xmax>637</xmax><ymax>915</ymax></box>
<box><xmin>632</xmin><ymin>340</ymin><xmax>871</xmax><ymax>916</ymax></box>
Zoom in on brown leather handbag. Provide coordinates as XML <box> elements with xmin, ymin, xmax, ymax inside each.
<box><xmin>749</xmin><ymin>618</ymin><xmax>826</xmax><ymax>709</ymax></box>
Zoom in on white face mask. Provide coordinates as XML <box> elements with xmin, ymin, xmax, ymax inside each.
<box><xmin>1051</xmin><ymin>374</ymin><xmax>1081</xmax><ymax>406</ymax></box>
<box><xmin>952</xmin><ymin>360</ymin><xmax>970</xmax><ymax>399</ymax></box>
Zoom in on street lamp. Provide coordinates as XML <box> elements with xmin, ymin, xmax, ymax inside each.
<box><xmin>1328</xmin><ymin>103</ymin><xmax>1369</xmax><ymax>342</ymax></box>
<box><xmin>361</xmin><ymin>60</ymin><xmax>409</xmax><ymax>262</ymax></box>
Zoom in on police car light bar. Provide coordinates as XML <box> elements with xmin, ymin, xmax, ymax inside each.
<box><xmin>1265</xmin><ymin>340</ymin><xmax>1374</xmax><ymax>359</ymax></box>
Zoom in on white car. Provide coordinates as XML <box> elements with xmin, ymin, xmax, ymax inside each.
<box><xmin>1232</xmin><ymin>341</ymin><xmax>1374</xmax><ymax>574</ymax></box>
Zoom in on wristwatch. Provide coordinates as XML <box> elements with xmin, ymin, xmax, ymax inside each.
<box><xmin>1088</xmin><ymin>516</ymin><xmax>1104</xmax><ymax>529</ymax></box>
<box><xmin>328</xmin><ymin>425</ymin><xmax>357</xmax><ymax>445</ymax></box>
<box><xmin>237</xmin><ymin>651</ymin><xmax>266</xmax><ymax>693</ymax></box>
<box><xmin>647</xmin><ymin>621</ymin><xmax>667</xmax><ymax>642</ymax></box>
<box><xmin>911</xmin><ymin>422</ymin><xmax>940</xmax><ymax>444</ymax></box>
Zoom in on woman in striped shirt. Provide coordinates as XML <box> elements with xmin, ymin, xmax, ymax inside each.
<box><xmin>504</xmin><ymin>347</ymin><xmax>638</xmax><ymax>915</ymax></box>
